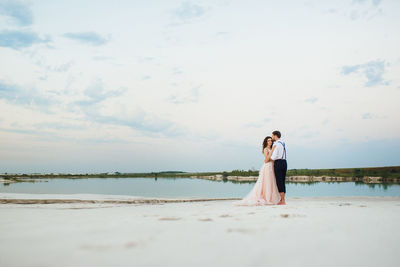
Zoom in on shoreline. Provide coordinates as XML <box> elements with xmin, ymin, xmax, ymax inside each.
<box><xmin>1</xmin><ymin>192</ymin><xmax>399</xmax><ymax>205</ymax></box>
<box><xmin>0</xmin><ymin>192</ymin><xmax>241</xmax><ymax>205</ymax></box>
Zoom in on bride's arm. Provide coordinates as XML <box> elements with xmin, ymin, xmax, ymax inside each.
<box><xmin>264</xmin><ymin>145</ymin><xmax>276</xmax><ymax>163</ymax></box>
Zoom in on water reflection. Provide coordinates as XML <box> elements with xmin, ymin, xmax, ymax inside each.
<box><xmin>230</xmin><ymin>179</ymin><xmax>398</xmax><ymax>191</ymax></box>
<box><xmin>354</xmin><ymin>181</ymin><xmax>392</xmax><ymax>190</ymax></box>
<box><xmin>0</xmin><ymin>177</ymin><xmax>399</xmax><ymax>197</ymax></box>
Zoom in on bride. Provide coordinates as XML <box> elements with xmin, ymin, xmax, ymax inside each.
<box><xmin>234</xmin><ymin>136</ymin><xmax>281</xmax><ymax>206</ymax></box>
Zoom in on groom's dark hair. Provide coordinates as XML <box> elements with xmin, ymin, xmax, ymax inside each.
<box><xmin>272</xmin><ymin>130</ymin><xmax>281</xmax><ymax>138</ymax></box>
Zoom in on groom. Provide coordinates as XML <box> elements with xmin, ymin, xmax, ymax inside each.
<box><xmin>271</xmin><ymin>130</ymin><xmax>287</xmax><ymax>205</ymax></box>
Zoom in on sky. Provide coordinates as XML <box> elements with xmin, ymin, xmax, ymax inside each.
<box><xmin>0</xmin><ymin>0</ymin><xmax>399</xmax><ymax>173</ymax></box>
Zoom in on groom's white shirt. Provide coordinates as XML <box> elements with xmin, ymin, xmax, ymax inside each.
<box><xmin>271</xmin><ymin>140</ymin><xmax>286</xmax><ymax>160</ymax></box>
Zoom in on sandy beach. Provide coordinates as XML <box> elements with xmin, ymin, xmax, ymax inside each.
<box><xmin>0</xmin><ymin>193</ymin><xmax>399</xmax><ymax>267</ymax></box>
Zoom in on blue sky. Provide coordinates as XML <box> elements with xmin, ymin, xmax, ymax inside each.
<box><xmin>0</xmin><ymin>0</ymin><xmax>399</xmax><ymax>173</ymax></box>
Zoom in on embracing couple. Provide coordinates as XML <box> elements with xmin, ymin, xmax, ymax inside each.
<box><xmin>234</xmin><ymin>130</ymin><xmax>287</xmax><ymax>206</ymax></box>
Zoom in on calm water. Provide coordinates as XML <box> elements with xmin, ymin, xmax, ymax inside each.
<box><xmin>1</xmin><ymin>177</ymin><xmax>400</xmax><ymax>198</ymax></box>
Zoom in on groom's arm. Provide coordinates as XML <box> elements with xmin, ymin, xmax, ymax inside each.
<box><xmin>270</xmin><ymin>144</ymin><xmax>281</xmax><ymax>161</ymax></box>
<box><xmin>264</xmin><ymin>146</ymin><xmax>276</xmax><ymax>163</ymax></box>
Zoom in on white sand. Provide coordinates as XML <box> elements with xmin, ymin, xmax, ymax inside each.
<box><xmin>0</xmin><ymin>193</ymin><xmax>399</xmax><ymax>267</ymax></box>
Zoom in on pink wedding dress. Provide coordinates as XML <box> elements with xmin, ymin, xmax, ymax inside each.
<box><xmin>234</xmin><ymin>148</ymin><xmax>281</xmax><ymax>206</ymax></box>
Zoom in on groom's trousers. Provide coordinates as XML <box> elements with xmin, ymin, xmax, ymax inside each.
<box><xmin>274</xmin><ymin>159</ymin><xmax>287</xmax><ymax>193</ymax></box>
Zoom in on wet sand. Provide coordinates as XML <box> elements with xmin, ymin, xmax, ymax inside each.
<box><xmin>0</xmin><ymin>193</ymin><xmax>399</xmax><ymax>267</ymax></box>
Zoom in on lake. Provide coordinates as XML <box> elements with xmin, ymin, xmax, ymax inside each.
<box><xmin>1</xmin><ymin>177</ymin><xmax>400</xmax><ymax>198</ymax></box>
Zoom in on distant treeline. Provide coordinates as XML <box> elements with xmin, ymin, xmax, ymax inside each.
<box><xmin>287</xmin><ymin>166</ymin><xmax>400</xmax><ymax>179</ymax></box>
<box><xmin>2</xmin><ymin>166</ymin><xmax>399</xmax><ymax>179</ymax></box>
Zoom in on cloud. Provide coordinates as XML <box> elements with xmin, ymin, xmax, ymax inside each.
<box><xmin>322</xmin><ymin>0</ymin><xmax>383</xmax><ymax>21</ymax></box>
<box><xmin>352</xmin><ymin>0</ymin><xmax>368</xmax><ymax>4</ymax></box>
<box><xmin>299</xmin><ymin>130</ymin><xmax>320</xmax><ymax>139</ymax></box>
<box><xmin>92</xmin><ymin>56</ymin><xmax>113</xmax><ymax>61</ymax></box>
<box><xmin>33</xmin><ymin>60</ymin><xmax>73</xmax><ymax>73</ymax></box>
<box><xmin>0</xmin><ymin>80</ymin><xmax>54</xmax><ymax>108</ymax></box>
<box><xmin>372</xmin><ymin>0</ymin><xmax>381</xmax><ymax>6</ymax></box>
<box><xmin>72</xmin><ymin>80</ymin><xmax>185</xmax><ymax>137</ymax></box>
<box><xmin>172</xmin><ymin>1</ymin><xmax>208</xmax><ymax>24</ymax></box>
<box><xmin>0</xmin><ymin>30</ymin><xmax>49</xmax><ymax>50</ymax></box>
<box><xmin>75</xmin><ymin>80</ymin><xmax>125</xmax><ymax>107</ymax></box>
<box><xmin>0</xmin><ymin>79</ymin><xmax>185</xmax><ymax>139</ymax></box>
<box><xmin>341</xmin><ymin>59</ymin><xmax>390</xmax><ymax>87</ymax></box>
<box><xmin>63</xmin><ymin>32</ymin><xmax>109</xmax><ymax>46</ymax></box>
<box><xmin>243</xmin><ymin>122</ymin><xmax>262</xmax><ymax>128</ymax></box>
<box><xmin>90</xmin><ymin>111</ymin><xmax>185</xmax><ymax>137</ymax></box>
<box><xmin>305</xmin><ymin>97</ymin><xmax>318</xmax><ymax>104</ymax></box>
<box><xmin>362</xmin><ymin>113</ymin><xmax>373</xmax><ymax>119</ymax></box>
<box><xmin>0</xmin><ymin>126</ymin><xmax>128</xmax><ymax>145</ymax></box>
<box><xmin>322</xmin><ymin>119</ymin><xmax>329</xmax><ymax>125</ymax></box>
<box><xmin>341</xmin><ymin>65</ymin><xmax>360</xmax><ymax>75</ymax></box>
<box><xmin>52</xmin><ymin>62</ymin><xmax>73</xmax><ymax>72</ymax></box>
<box><xmin>33</xmin><ymin>122</ymin><xmax>86</xmax><ymax>131</ymax></box>
<box><xmin>0</xmin><ymin>126</ymin><xmax>44</xmax><ymax>136</ymax></box>
<box><xmin>353</xmin><ymin>0</ymin><xmax>381</xmax><ymax>6</ymax></box>
<box><xmin>215</xmin><ymin>31</ymin><xmax>230</xmax><ymax>40</ymax></box>
<box><xmin>168</xmin><ymin>85</ymin><xmax>201</xmax><ymax>104</ymax></box>
<box><xmin>349</xmin><ymin>0</ymin><xmax>382</xmax><ymax>20</ymax></box>
<box><xmin>172</xmin><ymin>67</ymin><xmax>183</xmax><ymax>75</ymax></box>
<box><xmin>136</xmin><ymin>56</ymin><xmax>155</xmax><ymax>63</ymax></box>
<box><xmin>243</xmin><ymin>118</ymin><xmax>272</xmax><ymax>128</ymax></box>
<box><xmin>0</xmin><ymin>0</ymin><xmax>33</xmax><ymax>26</ymax></box>
<box><xmin>81</xmin><ymin>105</ymin><xmax>186</xmax><ymax>137</ymax></box>
<box><xmin>352</xmin><ymin>0</ymin><xmax>382</xmax><ymax>6</ymax></box>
